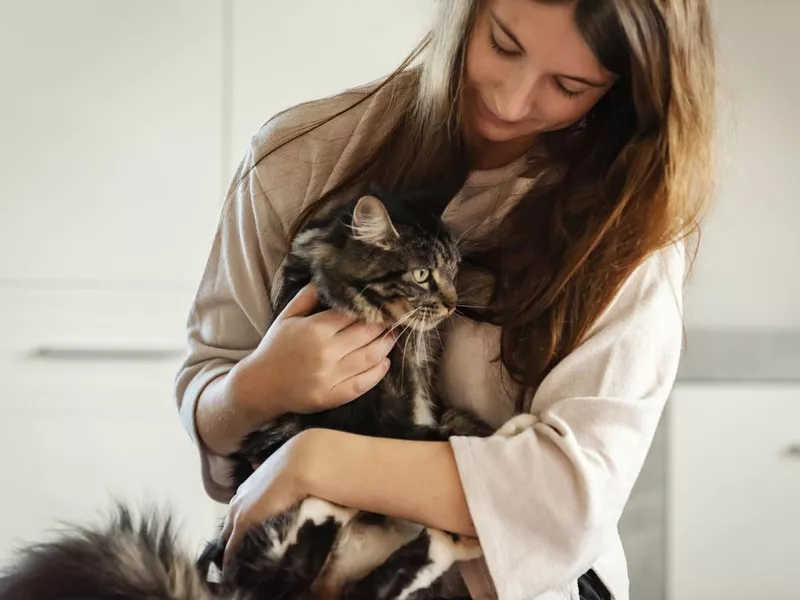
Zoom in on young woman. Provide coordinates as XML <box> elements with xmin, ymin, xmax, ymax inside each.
<box><xmin>174</xmin><ymin>1</ymin><xmax>716</xmax><ymax>598</ymax></box>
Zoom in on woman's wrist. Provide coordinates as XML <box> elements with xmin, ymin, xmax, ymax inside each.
<box><xmin>195</xmin><ymin>363</ymin><xmax>286</xmax><ymax>458</ymax></box>
<box><xmin>227</xmin><ymin>357</ymin><xmax>286</xmax><ymax>426</ymax></box>
<box><xmin>285</xmin><ymin>428</ymin><xmax>327</xmax><ymax>497</ymax></box>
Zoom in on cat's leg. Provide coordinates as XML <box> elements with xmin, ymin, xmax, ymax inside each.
<box><xmin>342</xmin><ymin>527</ymin><xmax>482</xmax><ymax>600</ymax></box>
<box><xmin>437</xmin><ymin>407</ymin><xmax>495</xmax><ymax>438</ymax></box>
<box><xmin>212</xmin><ymin>497</ymin><xmax>357</xmax><ymax>599</ymax></box>
<box><xmin>310</xmin><ymin>514</ymin><xmax>422</xmax><ymax>600</ymax></box>
<box><xmin>267</xmin><ymin>497</ymin><xmax>359</xmax><ymax>597</ymax></box>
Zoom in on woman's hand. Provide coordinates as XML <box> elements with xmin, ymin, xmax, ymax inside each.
<box><xmin>220</xmin><ymin>430</ymin><xmax>315</xmax><ymax>568</ymax></box>
<box><xmin>221</xmin><ymin>428</ymin><xmax>479</xmax><ymax>569</ymax></box>
<box><xmin>228</xmin><ymin>283</ymin><xmax>396</xmax><ymax>422</ymax></box>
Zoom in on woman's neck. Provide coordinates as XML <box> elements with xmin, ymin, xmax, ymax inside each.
<box><xmin>467</xmin><ymin>130</ymin><xmax>536</xmax><ymax>171</ymax></box>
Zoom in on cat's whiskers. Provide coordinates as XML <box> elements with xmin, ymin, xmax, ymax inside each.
<box><xmin>433</xmin><ymin>321</ymin><xmax>444</xmax><ymax>351</ymax></box>
<box><xmin>453</xmin><ymin>221</ymin><xmax>482</xmax><ymax>249</ymax></box>
<box><xmin>385</xmin><ymin>309</ymin><xmax>422</xmax><ymax>391</ymax></box>
<box><xmin>451</xmin><ymin>310</ymin><xmax>472</xmax><ymax>326</ymax></box>
<box><xmin>383</xmin><ymin>308</ymin><xmax>421</xmax><ymax>341</ymax></box>
<box><xmin>455</xmin><ymin>283</ymin><xmax>487</xmax><ymax>296</ymax></box>
<box><xmin>415</xmin><ymin>320</ymin><xmax>425</xmax><ymax>367</ymax></box>
<box><xmin>400</xmin><ymin>320</ymin><xmax>415</xmax><ymax>388</ymax></box>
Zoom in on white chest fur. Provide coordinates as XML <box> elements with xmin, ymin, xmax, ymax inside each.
<box><xmin>406</xmin><ymin>332</ymin><xmax>436</xmax><ymax>426</ymax></box>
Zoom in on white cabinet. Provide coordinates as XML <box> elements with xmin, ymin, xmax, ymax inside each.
<box><xmin>667</xmin><ymin>383</ymin><xmax>800</xmax><ymax>600</ymax></box>
<box><xmin>0</xmin><ymin>288</ymin><xmax>222</xmax><ymax>566</ymax></box>
<box><xmin>0</xmin><ymin>0</ymin><xmax>227</xmax><ymax>559</ymax></box>
<box><xmin>0</xmin><ymin>409</ymin><xmax>222</xmax><ymax>567</ymax></box>
<box><xmin>0</xmin><ymin>0</ymin><xmax>225</xmax><ymax>287</ymax></box>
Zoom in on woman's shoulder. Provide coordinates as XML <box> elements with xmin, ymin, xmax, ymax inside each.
<box><xmin>245</xmin><ymin>70</ymin><xmax>416</xmax><ymax>210</ymax></box>
<box><xmin>589</xmin><ymin>238</ymin><xmax>690</xmax><ymax>338</ymax></box>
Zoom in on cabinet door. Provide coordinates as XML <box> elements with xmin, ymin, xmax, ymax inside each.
<box><xmin>0</xmin><ymin>350</ymin><xmax>223</xmax><ymax>567</ymax></box>
<box><xmin>667</xmin><ymin>384</ymin><xmax>800</xmax><ymax>600</ymax></box>
<box><xmin>0</xmin><ymin>1</ymin><xmax>224</xmax><ymax>287</ymax></box>
<box><xmin>0</xmin><ymin>288</ymin><xmax>222</xmax><ymax>567</ymax></box>
<box><xmin>0</xmin><ymin>410</ymin><xmax>222</xmax><ymax>567</ymax></box>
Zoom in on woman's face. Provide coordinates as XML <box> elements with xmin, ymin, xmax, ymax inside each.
<box><xmin>463</xmin><ymin>0</ymin><xmax>617</xmax><ymax>146</ymax></box>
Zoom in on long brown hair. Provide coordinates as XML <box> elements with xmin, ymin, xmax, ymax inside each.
<box><xmin>249</xmin><ymin>0</ymin><xmax>717</xmax><ymax>410</ymax></box>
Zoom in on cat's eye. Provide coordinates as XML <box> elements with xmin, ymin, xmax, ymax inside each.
<box><xmin>412</xmin><ymin>268</ymin><xmax>430</xmax><ymax>284</ymax></box>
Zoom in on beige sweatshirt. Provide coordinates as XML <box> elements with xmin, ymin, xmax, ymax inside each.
<box><xmin>174</xmin><ymin>78</ymin><xmax>686</xmax><ymax>600</ymax></box>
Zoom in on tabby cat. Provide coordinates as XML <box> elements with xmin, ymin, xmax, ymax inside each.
<box><xmin>0</xmin><ymin>189</ymin><xmax>536</xmax><ymax>600</ymax></box>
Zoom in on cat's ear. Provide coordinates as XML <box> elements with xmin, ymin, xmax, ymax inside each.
<box><xmin>351</xmin><ymin>195</ymin><xmax>399</xmax><ymax>247</ymax></box>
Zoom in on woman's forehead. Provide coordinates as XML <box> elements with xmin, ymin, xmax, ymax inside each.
<box><xmin>487</xmin><ymin>0</ymin><xmax>614</xmax><ymax>82</ymax></box>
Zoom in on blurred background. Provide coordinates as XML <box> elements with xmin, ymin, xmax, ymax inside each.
<box><xmin>0</xmin><ymin>2</ymin><xmax>797</xmax><ymax>599</ymax></box>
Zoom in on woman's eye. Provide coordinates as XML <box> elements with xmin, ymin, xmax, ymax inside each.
<box><xmin>412</xmin><ymin>268</ymin><xmax>430</xmax><ymax>283</ymax></box>
<box><xmin>490</xmin><ymin>33</ymin><xmax>517</xmax><ymax>57</ymax></box>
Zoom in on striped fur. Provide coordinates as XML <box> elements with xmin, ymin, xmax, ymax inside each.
<box><xmin>217</xmin><ymin>191</ymin><xmax>496</xmax><ymax>599</ymax></box>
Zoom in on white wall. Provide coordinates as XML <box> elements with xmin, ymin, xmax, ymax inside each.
<box><xmin>227</xmin><ymin>0</ymin><xmax>434</xmax><ymax>173</ymax></box>
<box><xmin>683</xmin><ymin>2</ymin><xmax>800</xmax><ymax>330</ymax></box>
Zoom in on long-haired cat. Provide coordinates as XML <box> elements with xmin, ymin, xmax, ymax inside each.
<box><xmin>0</xmin><ymin>189</ymin><xmax>536</xmax><ymax>600</ymax></box>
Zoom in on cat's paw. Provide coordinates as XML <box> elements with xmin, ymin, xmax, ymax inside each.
<box><xmin>428</xmin><ymin>529</ymin><xmax>484</xmax><ymax>563</ymax></box>
<box><xmin>494</xmin><ymin>414</ymin><xmax>537</xmax><ymax>438</ymax></box>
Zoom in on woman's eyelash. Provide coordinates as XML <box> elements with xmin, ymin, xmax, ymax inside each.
<box><xmin>555</xmin><ymin>80</ymin><xmax>582</xmax><ymax>100</ymax></box>
<box><xmin>489</xmin><ymin>29</ymin><xmax>583</xmax><ymax>101</ymax></box>
<box><xmin>489</xmin><ymin>32</ymin><xmax>583</xmax><ymax>101</ymax></box>
<box><xmin>489</xmin><ymin>32</ymin><xmax>518</xmax><ymax>57</ymax></box>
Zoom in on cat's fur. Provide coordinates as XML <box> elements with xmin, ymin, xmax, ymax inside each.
<box><xmin>0</xmin><ymin>189</ymin><xmax>537</xmax><ymax>600</ymax></box>
<box><xmin>197</xmin><ymin>189</ymin><xmax>500</xmax><ymax>600</ymax></box>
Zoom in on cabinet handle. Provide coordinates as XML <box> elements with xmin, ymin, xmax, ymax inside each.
<box><xmin>29</xmin><ymin>345</ymin><xmax>184</xmax><ymax>361</ymax></box>
<box><xmin>787</xmin><ymin>444</ymin><xmax>800</xmax><ymax>458</ymax></box>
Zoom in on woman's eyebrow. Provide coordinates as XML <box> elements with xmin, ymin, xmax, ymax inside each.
<box><xmin>491</xmin><ymin>12</ymin><xmax>609</xmax><ymax>87</ymax></box>
<box><xmin>491</xmin><ymin>12</ymin><xmax>526</xmax><ymax>52</ymax></box>
<box><xmin>559</xmin><ymin>74</ymin><xmax>608</xmax><ymax>88</ymax></box>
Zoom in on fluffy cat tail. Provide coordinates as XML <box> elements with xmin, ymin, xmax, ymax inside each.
<box><xmin>0</xmin><ymin>503</ymin><xmax>224</xmax><ymax>600</ymax></box>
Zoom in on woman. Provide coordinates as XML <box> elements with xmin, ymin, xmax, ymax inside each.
<box><xmin>174</xmin><ymin>1</ymin><xmax>716</xmax><ymax>598</ymax></box>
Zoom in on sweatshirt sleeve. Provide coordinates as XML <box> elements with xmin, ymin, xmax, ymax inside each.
<box><xmin>173</xmin><ymin>140</ymin><xmax>289</xmax><ymax>503</ymax></box>
<box><xmin>449</xmin><ymin>242</ymin><xmax>687</xmax><ymax>599</ymax></box>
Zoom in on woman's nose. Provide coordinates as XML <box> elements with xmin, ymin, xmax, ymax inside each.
<box><xmin>493</xmin><ymin>74</ymin><xmax>539</xmax><ymax>122</ymax></box>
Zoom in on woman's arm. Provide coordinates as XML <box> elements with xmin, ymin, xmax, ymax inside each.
<box><xmin>194</xmin><ymin>374</ymin><xmax>254</xmax><ymax>457</ymax></box>
<box><xmin>194</xmin><ymin>287</ymin><xmax>396</xmax><ymax>459</ymax></box>
<box><xmin>174</xmin><ymin>142</ymin><xmax>287</xmax><ymax>501</ymax></box>
<box><xmin>222</xmin><ymin>242</ymin><xmax>688</xmax><ymax>600</ymax></box>
<box><xmin>220</xmin><ymin>427</ymin><xmax>477</xmax><ymax>562</ymax></box>
<box><xmin>177</xmin><ymin>139</ymin><xmax>397</xmax><ymax>498</ymax></box>
<box><xmin>299</xmin><ymin>429</ymin><xmax>477</xmax><ymax>537</ymax></box>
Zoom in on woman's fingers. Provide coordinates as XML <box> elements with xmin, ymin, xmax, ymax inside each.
<box><xmin>276</xmin><ymin>283</ymin><xmax>319</xmax><ymax>321</ymax></box>
<box><xmin>329</xmin><ymin>356</ymin><xmax>391</xmax><ymax>406</ymax></box>
<box><xmin>222</xmin><ymin>524</ymin><xmax>244</xmax><ymax>574</ymax></box>
<box><xmin>336</xmin><ymin>329</ymin><xmax>396</xmax><ymax>383</ymax></box>
<box><xmin>308</xmin><ymin>308</ymin><xmax>360</xmax><ymax>335</ymax></box>
<box><xmin>333</xmin><ymin>320</ymin><xmax>388</xmax><ymax>353</ymax></box>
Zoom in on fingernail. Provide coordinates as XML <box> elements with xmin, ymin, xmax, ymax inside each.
<box><xmin>383</xmin><ymin>358</ymin><xmax>391</xmax><ymax>369</ymax></box>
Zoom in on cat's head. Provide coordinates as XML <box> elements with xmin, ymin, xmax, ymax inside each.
<box><xmin>291</xmin><ymin>193</ymin><xmax>460</xmax><ymax>331</ymax></box>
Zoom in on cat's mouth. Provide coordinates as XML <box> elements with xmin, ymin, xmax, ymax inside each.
<box><xmin>384</xmin><ymin>300</ymin><xmax>453</xmax><ymax>331</ymax></box>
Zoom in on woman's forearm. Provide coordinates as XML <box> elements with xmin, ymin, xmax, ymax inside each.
<box><xmin>299</xmin><ymin>429</ymin><xmax>477</xmax><ymax>537</ymax></box>
<box><xmin>195</xmin><ymin>367</ymin><xmax>284</xmax><ymax>456</ymax></box>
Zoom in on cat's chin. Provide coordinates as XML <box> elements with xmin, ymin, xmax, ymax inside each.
<box><xmin>410</xmin><ymin>318</ymin><xmax>446</xmax><ymax>332</ymax></box>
